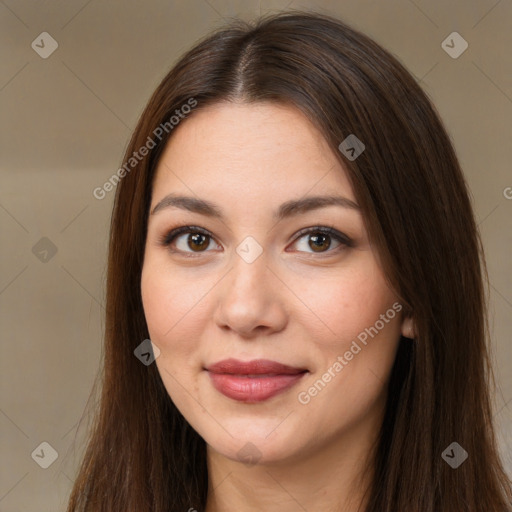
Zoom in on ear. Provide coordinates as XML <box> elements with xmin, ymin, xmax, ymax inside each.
<box><xmin>401</xmin><ymin>314</ymin><xmax>416</xmax><ymax>340</ymax></box>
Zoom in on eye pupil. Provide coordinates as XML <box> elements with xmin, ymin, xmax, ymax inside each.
<box><xmin>188</xmin><ymin>233</ymin><xmax>209</xmax><ymax>251</ymax></box>
<box><xmin>309</xmin><ymin>233</ymin><xmax>330</xmax><ymax>252</ymax></box>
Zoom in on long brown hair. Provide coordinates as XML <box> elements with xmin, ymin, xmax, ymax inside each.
<box><xmin>66</xmin><ymin>11</ymin><xmax>512</xmax><ymax>511</ymax></box>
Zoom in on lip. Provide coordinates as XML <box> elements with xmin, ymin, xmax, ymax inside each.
<box><xmin>205</xmin><ymin>358</ymin><xmax>308</xmax><ymax>403</ymax></box>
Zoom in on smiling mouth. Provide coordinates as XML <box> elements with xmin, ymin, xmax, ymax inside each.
<box><xmin>205</xmin><ymin>358</ymin><xmax>308</xmax><ymax>403</ymax></box>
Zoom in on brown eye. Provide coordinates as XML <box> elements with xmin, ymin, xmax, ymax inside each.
<box><xmin>291</xmin><ymin>227</ymin><xmax>353</xmax><ymax>254</ymax></box>
<box><xmin>307</xmin><ymin>233</ymin><xmax>332</xmax><ymax>252</ymax></box>
<box><xmin>160</xmin><ymin>226</ymin><xmax>218</xmax><ymax>254</ymax></box>
<box><xmin>186</xmin><ymin>232</ymin><xmax>210</xmax><ymax>251</ymax></box>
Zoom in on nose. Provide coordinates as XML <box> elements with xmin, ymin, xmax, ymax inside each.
<box><xmin>213</xmin><ymin>248</ymin><xmax>288</xmax><ymax>338</ymax></box>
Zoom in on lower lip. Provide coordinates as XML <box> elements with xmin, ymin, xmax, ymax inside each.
<box><xmin>207</xmin><ymin>372</ymin><xmax>306</xmax><ymax>402</ymax></box>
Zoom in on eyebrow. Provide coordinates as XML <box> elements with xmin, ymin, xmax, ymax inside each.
<box><xmin>150</xmin><ymin>193</ymin><xmax>360</xmax><ymax>220</ymax></box>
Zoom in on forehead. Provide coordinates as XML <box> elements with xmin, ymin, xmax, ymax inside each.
<box><xmin>151</xmin><ymin>101</ymin><xmax>356</xmax><ymax>205</ymax></box>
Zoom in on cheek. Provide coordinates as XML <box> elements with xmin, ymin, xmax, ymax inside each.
<box><xmin>293</xmin><ymin>265</ymin><xmax>401</xmax><ymax>438</ymax></box>
<box><xmin>298</xmin><ymin>258</ymin><xmax>398</xmax><ymax>349</ymax></box>
<box><xmin>141</xmin><ymin>264</ymin><xmax>204</xmax><ymax>409</ymax></box>
<box><xmin>141</xmin><ymin>261</ymin><xmax>209</xmax><ymax>346</ymax></box>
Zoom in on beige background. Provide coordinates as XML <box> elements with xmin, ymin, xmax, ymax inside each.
<box><xmin>1</xmin><ymin>0</ymin><xmax>511</xmax><ymax>510</ymax></box>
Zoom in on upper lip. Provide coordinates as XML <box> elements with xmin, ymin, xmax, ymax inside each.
<box><xmin>206</xmin><ymin>358</ymin><xmax>307</xmax><ymax>375</ymax></box>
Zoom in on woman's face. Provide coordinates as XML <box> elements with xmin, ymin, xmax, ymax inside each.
<box><xmin>141</xmin><ymin>101</ymin><xmax>411</xmax><ymax>465</ymax></box>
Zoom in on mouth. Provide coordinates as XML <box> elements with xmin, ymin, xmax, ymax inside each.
<box><xmin>205</xmin><ymin>358</ymin><xmax>308</xmax><ymax>403</ymax></box>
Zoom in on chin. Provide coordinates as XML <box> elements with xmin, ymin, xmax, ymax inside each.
<box><xmin>201</xmin><ymin>419</ymin><xmax>308</xmax><ymax>467</ymax></box>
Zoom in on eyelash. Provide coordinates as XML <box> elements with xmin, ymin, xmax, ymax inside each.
<box><xmin>158</xmin><ymin>225</ymin><xmax>354</xmax><ymax>257</ymax></box>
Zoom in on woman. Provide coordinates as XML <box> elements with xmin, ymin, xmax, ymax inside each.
<box><xmin>66</xmin><ymin>11</ymin><xmax>512</xmax><ymax>512</ymax></box>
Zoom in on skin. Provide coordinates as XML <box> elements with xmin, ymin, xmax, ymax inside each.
<box><xmin>141</xmin><ymin>102</ymin><xmax>415</xmax><ymax>512</ymax></box>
